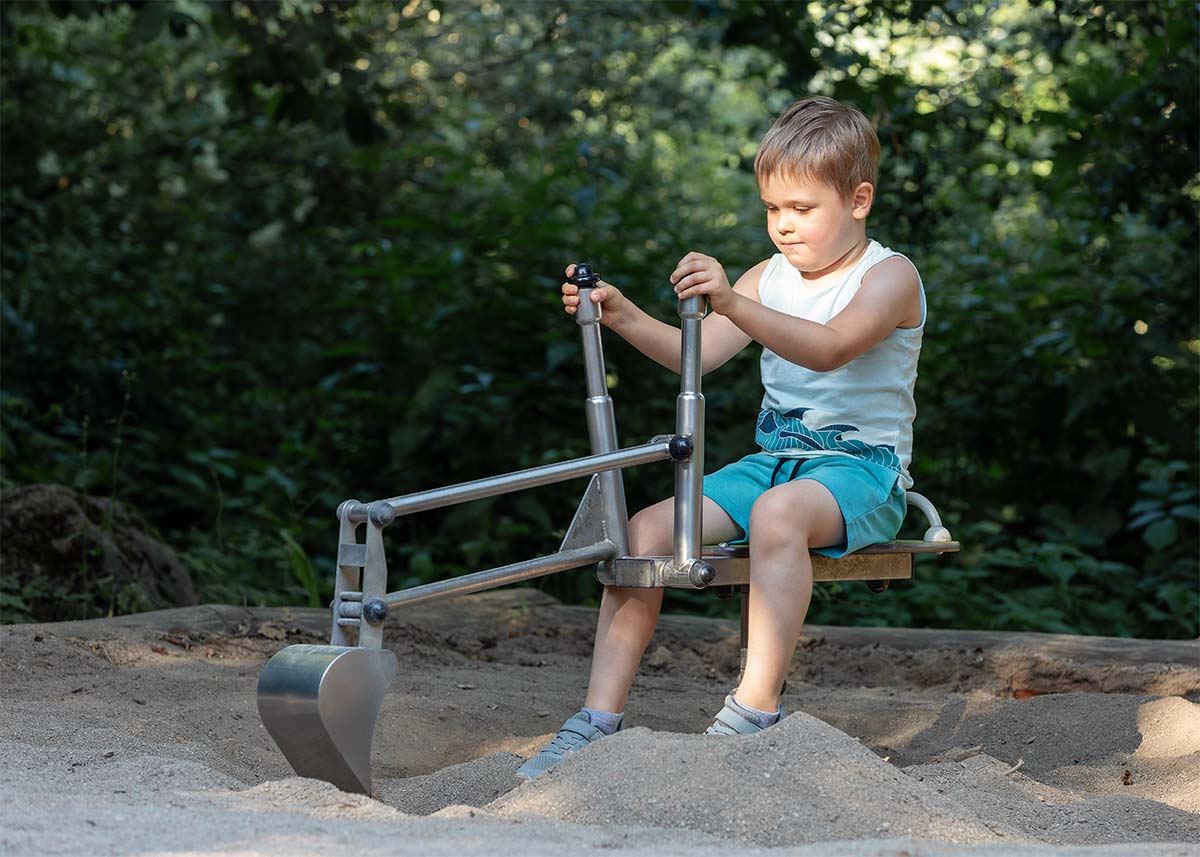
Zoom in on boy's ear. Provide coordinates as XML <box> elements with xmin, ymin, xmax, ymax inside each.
<box><xmin>851</xmin><ymin>182</ymin><xmax>874</xmax><ymax>220</ymax></box>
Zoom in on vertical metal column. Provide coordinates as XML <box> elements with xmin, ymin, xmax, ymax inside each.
<box><xmin>571</xmin><ymin>265</ymin><xmax>632</xmax><ymax>557</ymax></box>
<box><xmin>330</xmin><ymin>502</ymin><xmax>363</xmax><ymax>646</ymax></box>
<box><xmin>673</xmin><ymin>294</ymin><xmax>706</xmax><ymax>569</ymax></box>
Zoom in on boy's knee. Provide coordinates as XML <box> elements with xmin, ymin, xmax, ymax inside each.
<box><xmin>628</xmin><ymin>506</ymin><xmax>672</xmax><ymax>556</ymax></box>
<box><xmin>749</xmin><ymin>495</ymin><xmax>808</xmax><ymax>549</ymax></box>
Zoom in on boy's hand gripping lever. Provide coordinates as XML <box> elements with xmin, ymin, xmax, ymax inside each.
<box><xmin>569</xmin><ymin>262</ymin><xmax>602</xmax><ymax>325</ymax></box>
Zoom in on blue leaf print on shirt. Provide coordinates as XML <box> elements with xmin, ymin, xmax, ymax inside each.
<box><xmin>756</xmin><ymin>407</ymin><xmax>901</xmax><ymax>472</ymax></box>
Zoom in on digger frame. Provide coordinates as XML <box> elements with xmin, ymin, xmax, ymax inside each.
<box><xmin>257</xmin><ymin>266</ymin><xmax>959</xmax><ymax>794</ymax></box>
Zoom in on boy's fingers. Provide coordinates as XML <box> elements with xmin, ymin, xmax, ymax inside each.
<box><xmin>671</xmin><ymin>261</ymin><xmax>704</xmax><ymax>283</ymax></box>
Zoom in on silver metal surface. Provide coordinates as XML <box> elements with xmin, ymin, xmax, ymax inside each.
<box><xmin>342</xmin><ymin>441</ymin><xmax>673</xmax><ymax>523</ymax></box>
<box><xmin>336</xmin><ymin>543</ymin><xmax>367</xmax><ymax>568</ymax></box>
<box><xmin>560</xmin><ymin>475</ymin><xmax>608</xmax><ymax>552</ymax></box>
<box><xmin>330</xmin><ymin>504</ymin><xmax>363</xmax><ymax>647</ymax></box>
<box><xmin>257</xmin><ymin>644</ymin><xmax>397</xmax><ymax>795</ymax></box>
<box><xmin>673</xmin><ymin>294</ymin><xmax>705</xmax><ymax>568</ymax></box>
<box><xmin>577</xmin><ymin>293</ymin><xmax>632</xmax><ymax>558</ymax></box>
<box><xmin>359</xmin><ymin>515</ymin><xmax>388</xmax><ymax>649</ymax></box>
<box><xmin>381</xmin><ymin>541</ymin><xmax>617</xmax><ymax>608</ymax></box>
<box><xmin>905</xmin><ymin>491</ymin><xmax>943</xmax><ymax>529</ymax></box>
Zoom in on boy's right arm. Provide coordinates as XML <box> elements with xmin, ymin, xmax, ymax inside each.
<box><xmin>562</xmin><ymin>259</ymin><xmax>769</xmax><ymax>375</ymax></box>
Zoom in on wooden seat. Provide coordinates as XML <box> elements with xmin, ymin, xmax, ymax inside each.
<box><xmin>699</xmin><ymin>538</ymin><xmax>961</xmax><ymax>588</ymax></box>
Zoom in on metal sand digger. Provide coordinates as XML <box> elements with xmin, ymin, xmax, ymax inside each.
<box><xmin>257</xmin><ymin>264</ymin><xmax>960</xmax><ymax>794</ymax></box>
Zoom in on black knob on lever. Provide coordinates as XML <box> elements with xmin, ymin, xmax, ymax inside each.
<box><xmin>569</xmin><ymin>263</ymin><xmax>600</xmax><ymax>288</ymax></box>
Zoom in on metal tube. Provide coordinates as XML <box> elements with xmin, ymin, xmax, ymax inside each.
<box><xmin>344</xmin><ymin>441</ymin><xmax>673</xmax><ymax>523</ymax></box>
<box><xmin>673</xmin><ymin>295</ymin><xmax>706</xmax><ymax>567</ymax></box>
<box><xmin>381</xmin><ymin>542</ymin><xmax>617</xmax><ymax>608</ymax></box>
<box><xmin>577</xmin><ymin>286</ymin><xmax>632</xmax><ymax>557</ymax></box>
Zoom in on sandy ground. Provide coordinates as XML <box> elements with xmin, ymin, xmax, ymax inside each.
<box><xmin>1</xmin><ymin>588</ymin><xmax>1197</xmax><ymax>856</ymax></box>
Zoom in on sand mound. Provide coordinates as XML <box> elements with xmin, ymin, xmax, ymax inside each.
<box><xmin>487</xmin><ymin>711</ymin><xmax>1007</xmax><ymax>846</ymax></box>
<box><xmin>906</xmin><ymin>753</ymin><xmax>1200</xmax><ymax>844</ymax></box>
<box><xmin>377</xmin><ymin>752</ymin><xmax>524</xmax><ymax>815</ymax></box>
<box><xmin>1135</xmin><ymin>697</ymin><xmax>1200</xmax><ymax>759</ymax></box>
<box><xmin>230</xmin><ymin>778</ymin><xmax>408</xmax><ymax>821</ymax></box>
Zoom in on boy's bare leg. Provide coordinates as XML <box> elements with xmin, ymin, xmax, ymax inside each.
<box><xmin>734</xmin><ymin>479</ymin><xmax>845</xmax><ymax>714</ymax></box>
<box><xmin>583</xmin><ymin>496</ymin><xmax>740</xmax><ymax>714</ymax></box>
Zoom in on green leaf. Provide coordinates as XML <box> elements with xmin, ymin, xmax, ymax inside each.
<box><xmin>1170</xmin><ymin>504</ymin><xmax>1200</xmax><ymax>522</ymax></box>
<box><xmin>1127</xmin><ymin>510</ymin><xmax>1165</xmax><ymax>531</ymax></box>
<box><xmin>1142</xmin><ymin>518</ymin><xmax>1178</xmax><ymax>552</ymax></box>
<box><xmin>1139</xmin><ymin>479</ymin><xmax>1173</xmax><ymax>497</ymax></box>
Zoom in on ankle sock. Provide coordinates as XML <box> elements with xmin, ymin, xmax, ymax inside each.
<box><xmin>581</xmin><ymin>706</ymin><xmax>624</xmax><ymax>735</ymax></box>
<box><xmin>729</xmin><ymin>693</ymin><xmax>781</xmax><ymax>727</ymax></box>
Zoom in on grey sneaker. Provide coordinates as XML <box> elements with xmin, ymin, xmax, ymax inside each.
<box><xmin>704</xmin><ymin>694</ymin><xmax>784</xmax><ymax>736</ymax></box>
<box><xmin>514</xmin><ymin>711</ymin><xmax>616</xmax><ymax>780</ymax></box>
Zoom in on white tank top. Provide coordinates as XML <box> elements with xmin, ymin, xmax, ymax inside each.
<box><xmin>755</xmin><ymin>239</ymin><xmax>926</xmax><ymax>490</ymax></box>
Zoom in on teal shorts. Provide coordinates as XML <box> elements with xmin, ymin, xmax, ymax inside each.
<box><xmin>702</xmin><ymin>452</ymin><xmax>906</xmax><ymax>558</ymax></box>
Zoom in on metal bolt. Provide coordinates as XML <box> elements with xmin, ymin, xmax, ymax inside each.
<box><xmin>362</xmin><ymin>599</ymin><xmax>389</xmax><ymax>625</ymax></box>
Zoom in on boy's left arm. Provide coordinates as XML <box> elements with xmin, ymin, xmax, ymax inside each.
<box><xmin>676</xmin><ymin>255</ymin><xmax>919</xmax><ymax>372</ymax></box>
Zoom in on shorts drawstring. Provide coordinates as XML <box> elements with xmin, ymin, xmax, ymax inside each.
<box><xmin>769</xmin><ymin>457</ymin><xmax>806</xmax><ymax>488</ymax></box>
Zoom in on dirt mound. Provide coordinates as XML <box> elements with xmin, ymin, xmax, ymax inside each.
<box><xmin>487</xmin><ymin>712</ymin><xmax>1006</xmax><ymax>846</ymax></box>
<box><xmin>0</xmin><ymin>483</ymin><xmax>196</xmax><ymax>621</ymax></box>
<box><xmin>377</xmin><ymin>752</ymin><xmax>525</xmax><ymax>814</ymax></box>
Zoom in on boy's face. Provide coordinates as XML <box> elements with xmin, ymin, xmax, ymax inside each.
<box><xmin>758</xmin><ymin>173</ymin><xmax>873</xmax><ymax>276</ymax></box>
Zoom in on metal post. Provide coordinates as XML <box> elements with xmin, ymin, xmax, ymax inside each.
<box><xmin>357</xmin><ymin>501</ymin><xmax>394</xmax><ymax>650</ymax></box>
<box><xmin>674</xmin><ymin>294</ymin><xmax>706</xmax><ymax>569</ymax></box>
<box><xmin>330</xmin><ymin>502</ymin><xmax>363</xmax><ymax>646</ymax></box>
<box><xmin>571</xmin><ymin>264</ymin><xmax>632</xmax><ymax>557</ymax></box>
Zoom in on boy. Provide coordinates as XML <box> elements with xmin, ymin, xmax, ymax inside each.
<box><xmin>516</xmin><ymin>95</ymin><xmax>925</xmax><ymax>779</ymax></box>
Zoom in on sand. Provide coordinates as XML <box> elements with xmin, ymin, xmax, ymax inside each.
<box><xmin>0</xmin><ymin>589</ymin><xmax>1197</xmax><ymax>855</ymax></box>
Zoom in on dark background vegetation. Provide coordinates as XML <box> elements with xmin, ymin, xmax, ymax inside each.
<box><xmin>2</xmin><ymin>0</ymin><xmax>1197</xmax><ymax>638</ymax></box>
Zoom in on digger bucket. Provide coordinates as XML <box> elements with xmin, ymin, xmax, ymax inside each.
<box><xmin>257</xmin><ymin>644</ymin><xmax>397</xmax><ymax>794</ymax></box>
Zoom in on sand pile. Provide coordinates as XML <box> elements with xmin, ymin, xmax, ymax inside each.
<box><xmin>377</xmin><ymin>751</ymin><xmax>525</xmax><ymax>814</ymax></box>
<box><xmin>488</xmin><ymin>711</ymin><xmax>1007</xmax><ymax>845</ymax></box>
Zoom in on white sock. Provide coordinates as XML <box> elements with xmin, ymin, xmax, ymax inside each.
<box><xmin>730</xmin><ymin>693</ymin><xmax>781</xmax><ymax>727</ymax></box>
<box><xmin>580</xmin><ymin>706</ymin><xmax>624</xmax><ymax>735</ymax></box>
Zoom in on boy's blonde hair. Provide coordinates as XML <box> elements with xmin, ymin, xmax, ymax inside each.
<box><xmin>754</xmin><ymin>96</ymin><xmax>880</xmax><ymax>200</ymax></box>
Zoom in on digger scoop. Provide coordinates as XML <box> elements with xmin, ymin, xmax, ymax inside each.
<box><xmin>256</xmin><ymin>644</ymin><xmax>397</xmax><ymax>794</ymax></box>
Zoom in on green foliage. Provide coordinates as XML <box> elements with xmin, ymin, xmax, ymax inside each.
<box><xmin>2</xmin><ymin>0</ymin><xmax>1196</xmax><ymax>638</ymax></box>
